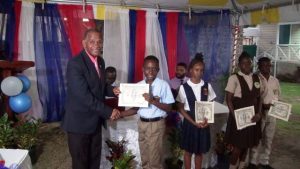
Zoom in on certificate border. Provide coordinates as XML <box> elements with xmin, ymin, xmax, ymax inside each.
<box><xmin>118</xmin><ymin>83</ymin><xmax>149</xmax><ymax>107</ymax></box>
<box><xmin>268</xmin><ymin>100</ymin><xmax>291</xmax><ymax>121</ymax></box>
<box><xmin>195</xmin><ymin>101</ymin><xmax>214</xmax><ymax>123</ymax></box>
<box><xmin>234</xmin><ymin>106</ymin><xmax>256</xmax><ymax>130</ymax></box>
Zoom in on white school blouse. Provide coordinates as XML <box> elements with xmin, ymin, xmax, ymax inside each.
<box><xmin>176</xmin><ymin>79</ymin><xmax>216</xmax><ymax>111</ymax></box>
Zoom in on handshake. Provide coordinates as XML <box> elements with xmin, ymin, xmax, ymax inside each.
<box><xmin>109</xmin><ymin>87</ymin><xmax>143</xmax><ymax>120</ymax></box>
<box><xmin>110</xmin><ymin>87</ymin><xmax>123</xmax><ymax>120</ymax></box>
<box><xmin>110</xmin><ymin>108</ymin><xmax>122</xmax><ymax>120</ymax></box>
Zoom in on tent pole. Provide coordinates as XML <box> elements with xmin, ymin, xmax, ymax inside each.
<box><xmin>231</xmin><ymin>13</ymin><xmax>241</xmax><ymax>74</ymax></box>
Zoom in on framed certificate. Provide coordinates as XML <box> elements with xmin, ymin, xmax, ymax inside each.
<box><xmin>234</xmin><ymin>106</ymin><xmax>256</xmax><ymax>130</ymax></box>
<box><xmin>268</xmin><ymin>100</ymin><xmax>292</xmax><ymax>121</ymax></box>
<box><xmin>118</xmin><ymin>83</ymin><xmax>150</xmax><ymax>107</ymax></box>
<box><xmin>195</xmin><ymin>101</ymin><xmax>214</xmax><ymax>123</ymax></box>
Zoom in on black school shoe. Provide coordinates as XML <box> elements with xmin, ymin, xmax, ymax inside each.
<box><xmin>258</xmin><ymin>164</ymin><xmax>274</xmax><ymax>169</ymax></box>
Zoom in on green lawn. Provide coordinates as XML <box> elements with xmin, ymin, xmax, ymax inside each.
<box><xmin>280</xmin><ymin>82</ymin><xmax>300</xmax><ymax>115</ymax></box>
<box><xmin>277</xmin><ymin>82</ymin><xmax>300</xmax><ymax>133</ymax></box>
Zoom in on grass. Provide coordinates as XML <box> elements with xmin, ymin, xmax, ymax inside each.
<box><xmin>276</xmin><ymin>82</ymin><xmax>300</xmax><ymax>133</ymax></box>
<box><xmin>280</xmin><ymin>82</ymin><xmax>300</xmax><ymax>115</ymax></box>
<box><xmin>292</xmin><ymin>105</ymin><xmax>300</xmax><ymax>116</ymax></box>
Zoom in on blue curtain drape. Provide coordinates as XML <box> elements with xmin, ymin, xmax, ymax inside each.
<box><xmin>0</xmin><ymin>0</ymin><xmax>16</xmax><ymax>61</ymax></box>
<box><xmin>128</xmin><ymin>10</ymin><xmax>136</xmax><ymax>83</ymax></box>
<box><xmin>158</xmin><ymin>12</ymin><xmax>168</xmax><ymax>60</ymax></box>
<box><xmin>34</xmin><ymin>3</ymin><xmax>71</xmax><ymax>122</ymax></box>
<box><xmin>179</xmin><ymin>11</ymin><xmax>232</xmax><ymax>102</ymax></box>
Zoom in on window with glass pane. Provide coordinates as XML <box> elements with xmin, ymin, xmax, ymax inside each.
<box><xmin>279</xmin><ymin>25</ymin><xmax>290</xmax><ymax>44</ymax></box>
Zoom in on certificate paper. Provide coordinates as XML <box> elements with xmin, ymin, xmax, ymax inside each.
<box><xmin>195</xmin><ymin>101</ymin><xmax>214</xmax><ymax>123</ymax></box>
<box><xmin>234</xmin><ymin>106</ymin><xmax>256</xmax><ymax>130</ymax></box>
<box><xmin>268</xmin><ymin>100</ymin><xmax>292</xmax><ymax>121</ymax></box>
<box><xmin>118</xmin><ymin>83</ymin><xmax>150</xmax><ymax>107</ymax></box>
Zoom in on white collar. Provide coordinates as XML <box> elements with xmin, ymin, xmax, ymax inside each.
<box><xmin>187</xmin><ymin>79</ymin><xmax>204</xmax><ymax>86</ymax></box>
<box><xmin>258</xmin><ymin>72</ymin><xmax>274</xmax><ymax>81</ymax></box>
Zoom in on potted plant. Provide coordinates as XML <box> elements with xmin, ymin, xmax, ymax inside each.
<box><xmin>106</xmin><ymin>139</ymin><xmax>136</xmax><ymax>169</ymax></box>
<box><xmin>0</xmin><ymin>113</ymin><xmax>41</xmax><ymax>164</ymax></box>
<box><xmin>0</xmin><ymin>114</ymin><xmax>14</xmax><ymax>148</ymax></box>
<box><xmin>13</xmin><ymin>118</ymin><xmax>41</xmax><ymax>163</ymax></box>
<box><xmin>164</xmin><ymin>127</ymin><xmax>183</xmax><ymax>169</ymax></box>
<box><xmin>13</xmin><ymin>119</ymin><xmax>40</xmax><ymax>149</ymax></box>
<box><xmin>164</xmin><ymin>112</ymin><xmax>183</xmax><ymax>169</ymax></box>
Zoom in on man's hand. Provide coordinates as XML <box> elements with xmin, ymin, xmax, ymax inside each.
<box><xmin>110</xmin><ymin>109</ymin><xmax>121</xmax><ymax>120</ymax></box>
<box><xmin>251</xmin><ymin>114</ymin><xmax>261</xmax><ymax>123</ymax></box>
<box><xmin>119</xmin><ymin>111</ymin><xmax>125</xmax><ymax>118</ymax></box>
<box><xmin>113</xmin><ymin>87</ymin><xmax>121</xmax><ymax>96</ymax></box>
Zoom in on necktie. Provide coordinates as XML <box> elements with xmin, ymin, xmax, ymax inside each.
<box><xmin>94</xmin><ymin>62</ymin><xmax>101</xmax><ymax>78</ymax></box>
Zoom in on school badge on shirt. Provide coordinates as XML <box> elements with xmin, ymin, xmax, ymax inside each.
<box><xmin>254</xmin><ymin>82</ymin><xmax>260</xmax><ymax>89</ymax></box>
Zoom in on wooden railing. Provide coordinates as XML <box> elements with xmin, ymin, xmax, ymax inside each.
<box><xmin>257</xmin><ymin>44</ymin><xmax>300</xmax><ymax>62</ymax></box>
<box><xmin>255</xmin><ymin>44</ymin><xmax>300</xmax><ymax>77</ymax></box>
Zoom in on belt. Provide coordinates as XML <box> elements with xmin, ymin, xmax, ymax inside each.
<box><xmin>140</xmin><ymin>116</ymin><xmax>164</xmax><ymax>122</ymax></box>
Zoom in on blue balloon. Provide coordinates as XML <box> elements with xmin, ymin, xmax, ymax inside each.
<box><xmin>9</xmin><ymin>93</ymin><xmax>32</xmax><ymax>114</ymax></box>
<box><xmin>17</xmin><ymin>75</ymin><xmax>31</xmax><ymax>92</ymax></box>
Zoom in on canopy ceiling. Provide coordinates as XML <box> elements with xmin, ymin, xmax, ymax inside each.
<box><xmin>47</xmin><ymin>0</ymin><xmax>300</xmax><ymax>12</ymax></box>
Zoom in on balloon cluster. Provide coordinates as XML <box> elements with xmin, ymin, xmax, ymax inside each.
<box><xmin>0</xmin><ymin>75</ymin><xmax>32</xmax><ymax>114</ymax></box>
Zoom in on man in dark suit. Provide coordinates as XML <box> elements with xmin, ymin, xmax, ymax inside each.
<box><xmin>61</xmin><ymin>29</ymin><xmax>120</xmax><ymax>169</ymax></box>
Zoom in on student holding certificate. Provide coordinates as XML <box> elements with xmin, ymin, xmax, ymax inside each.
<box><xmin>249</xmin><ymin>57</ymin><xmax>281</xmax><ymax>169</ymax></box>
<box><xmin>176</xmin><ymin>53</ymin><xmax>216</xmax><ymax>169</ymax></box>
<box><xmin>224</xmin><ymin>52</ymin><xmax>262</xmax><ymax>169</ymax></box>
<box><xmin>114</xmin><ymin>55</ymin><xmax>174</xmax><ymax>169</ymax></box>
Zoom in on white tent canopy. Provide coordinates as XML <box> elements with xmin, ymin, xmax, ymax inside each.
<box><xmin>44</xmin><ymin>0</ymin><xmax>300</xmax><ymax>25</ymax></box>
<box><xmin>46</xmin><ymin>0</ymin><xmax>300</xmax><ymax>12</ymax></box>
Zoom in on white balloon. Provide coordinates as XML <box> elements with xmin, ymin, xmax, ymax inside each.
<box><xmin>1</xmin><ymin>76</ymin><xmax>23</xmax><ymax>96</ymax></box>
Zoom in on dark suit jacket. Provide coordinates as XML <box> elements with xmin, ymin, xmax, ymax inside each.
<box><xmin>62</xmin><ymin>50</ymin><xmax>113</xmax><ymax>134</ymax></box>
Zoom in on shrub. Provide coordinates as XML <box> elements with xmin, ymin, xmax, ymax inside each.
<box><xmin>0</xmin><ymin>114</ymin><xmax>14</xmax><ymax>148</ymax></box>
<box><xmin>0</xmin><ymin>113</ymin><xmax>41</xmax><ymax>150</ymax></box>
<box><xmin>106</xmin><ymin>139</ymin><xmax>136</xmax><ymax>169</ymax></box>
<box><xmin>14</xmin><ymin>119</ymin><xmax>41</xmax><ymax>150</ymax></box>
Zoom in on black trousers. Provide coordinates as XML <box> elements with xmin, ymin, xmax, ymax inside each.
<box><xmin>67</xmin><ymin>124</ymin><xmax>102</xmax><ymax>169</ymax></box>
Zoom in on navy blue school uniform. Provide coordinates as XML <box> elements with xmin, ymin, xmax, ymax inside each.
<box><xmin>178</xmin><ymin>81</ymin><xmax>216</xmax><ymax>154</ymax></box>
